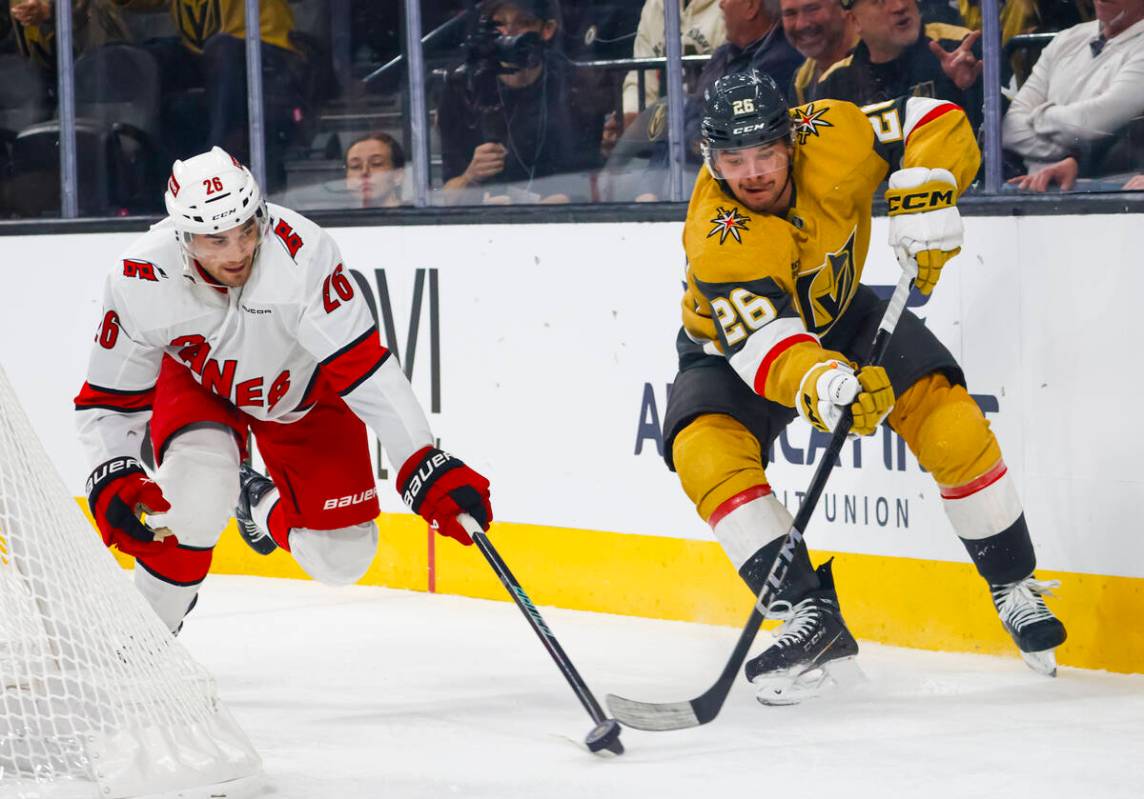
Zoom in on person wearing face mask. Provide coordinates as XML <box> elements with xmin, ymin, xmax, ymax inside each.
<box><xmin>438</xmin><ymin>0</ymin><xmax>604</xmax><ymax>205</ymax></box>
<box><xmin>344</xmin><ymin>133</ymin><xmax>406</xmax><ymax>208</ymax></box>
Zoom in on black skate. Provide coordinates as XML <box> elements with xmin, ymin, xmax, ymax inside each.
<box><xmin>235</xmin><ymin>463</ymin><xmax>278</xmax><ymax>555</ymax></box>
<box><xmin>745</xmin><ymin>560</ymin><xmax>862</xmax><ymax>705</ymax></box>
<box><xmin>991</xmin><ymin>576</ymin><xmax>1066</xmax><ymax>676</ymax></box>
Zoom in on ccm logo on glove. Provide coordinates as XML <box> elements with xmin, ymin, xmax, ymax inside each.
<box><xmin>885</xmin><ymin>184</ymin><xmax>955</xmax><ymax>214</ymax></box>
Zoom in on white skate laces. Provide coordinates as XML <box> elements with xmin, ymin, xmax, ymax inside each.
<box><xmin>765</xmin><ymin>598</ymin><xmax>823</xmax><ymax>648</ymax></box>
<box><xmin>991</xmin><ymin>576</ymin><xmax>1066</xmax><ymax>677</ymax></box>
<box><xmin>992</xmin><ymin>577</ymin><xmax>1060</xmax><ymax>632</ymax></box>
<box><xmin>749</xmin><ymin>596</ymin><xmax>864</xmax><ymax>705</ymax></box>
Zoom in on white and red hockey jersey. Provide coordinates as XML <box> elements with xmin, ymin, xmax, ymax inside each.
<box><xmin>76</xmin><ymin>204</ymin><xmax>433</xmax><ymax>474</ymax></box>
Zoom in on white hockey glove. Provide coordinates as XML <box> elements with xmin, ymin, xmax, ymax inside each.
<box><xmin>885</xmin><ymin>167</ymin><xmax>964</xmax><ymax>296</ymax></box>
<box><xmin>797</xmin><ymin>360</ymin><xmax>894</xmax><ymax>437</ymax></box>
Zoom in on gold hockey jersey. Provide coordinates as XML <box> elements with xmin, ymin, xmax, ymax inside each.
<box><xmin>681</xmin><ymin>96</ymin><xmax>979</xmax><ymax>408</ymax></box>
<box><xmin>111</xmin><ymin>0</ymin><xmax>296</xmax><ymax>53</ymax></box>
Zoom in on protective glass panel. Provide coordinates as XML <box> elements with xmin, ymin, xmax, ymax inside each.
<box><xmin>998</xmin><ymin>2</ymin><xmax>1143</xmax><ymax>194</ymax></box>
<box><xmin>61</xmin><ymin>0</ymin><xmax>257</xmax><ymax>216</ymax></box>
<box><xmin>270</xmin><ymin>0</ymin><xmax>413</xmax><ymax>211</ymax></box>
<box><xmin>429</xmin><ymin>0</ymin><xmax>630</xmax><ymax>206</ymax></box>
<box><xmin>0</xmin><ymin>1</ymin><xmax>63</xmax><ymax>218</ymax></box>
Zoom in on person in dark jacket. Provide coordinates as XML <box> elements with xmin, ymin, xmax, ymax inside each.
<box><xmin>815</xmin><ymin>0</ymin><xmax>983</xmax><ymax>130</ymax></box>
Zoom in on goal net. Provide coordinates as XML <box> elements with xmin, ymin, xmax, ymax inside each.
<box><xmin>0</xmin><ymin>364</ymin><xmax>261</xmax><ymax>799</ymax></box>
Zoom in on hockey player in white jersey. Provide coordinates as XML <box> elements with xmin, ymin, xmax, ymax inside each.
<box><xmin>76</xmin><ymin>147</ymin><xmax>493</xmax><ymax>633</ymax></box>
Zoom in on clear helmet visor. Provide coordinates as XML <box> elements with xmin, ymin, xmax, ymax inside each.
<box><xmin>704</xmin><ymin>140</ymin><xmax>791</xmax><ymax>182</ymax></box>
<box><xmin>182</xmin><ymin>214</ymin><xmax>268</xmax><ymax>266</ymax></box>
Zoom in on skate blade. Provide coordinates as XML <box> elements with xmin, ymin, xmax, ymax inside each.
<box><xmin>1020</xmin><ymin>648</ymin><xmax>1058</xmax><ymax>677</ymax></box>
<box><xmin>753</xmin><ymin>657</ymin><xmax>865</xmax><ymax>706</ymax></box>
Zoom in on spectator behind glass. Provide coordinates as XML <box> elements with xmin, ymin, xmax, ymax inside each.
<box><xmin>438</xmin><ymin>0</ymin><xmax>604</xmax><ymax>205</ymax></box>
<box><xmin>781</xmin><ymin>0</ymin><xmax>858</xmax><ymax>102</ymax></box>
<box><xmin>109</xmin><ymin>0</ymin><xmax>311</xmax><ymax>191</ymax></box>
<box><xmin>1003</xmin><ymin>0</ymin><xmax>1144</xmax><ymax>191</ymax></box>
<box><xmin>621</xmin><ymin>0</ymin><xmax>726</xmax><ymax>124</ymax></box>
<box><xmin>816</xmin><ymin>0</ymin><xmax>983</xmax><ymax>129</ymax></box>
<box><xmin>345</xmin><ymin>133</ymin><xmax>405</xmax><ymax>208</ymax></box>
<box><xmin>683</xmin><ymin>0</ymin><xmax>803</xmax><ymax>146</ymax></box>
<box><xmin>958</xmin><ymin>0</ymin><xmax>1093</xmax><ymax>40</ymax></box>
<box><xmin>603</xmin><ymin>0</ymin><xmax>802</xmax><ymax>201</ymax></box>
<box><xmin>3</xmin><ymin>0</ymin><xmax>128</xmax><ymax>71</ymax></box>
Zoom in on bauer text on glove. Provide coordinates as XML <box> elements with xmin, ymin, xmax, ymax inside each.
<box><xmin>886</xmin><ymin>167</ymin><xmax>964</xmax><ymax>296</ymax></box>
<box><xmin>398</xmin><ymin>446</ymin><xmax>493</xmax><ymax>545</ymax></box>
<box><xmin>86</xmin><ymin>456</ymin><xmax>178</xmax><ymax>557</ymax></box>
<box><xmin>797</xmin><ymin>361</ymin><xmax>894</xmax><ymax>436</ymax></box>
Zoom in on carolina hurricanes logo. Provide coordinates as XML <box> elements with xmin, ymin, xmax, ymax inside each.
<box><xmin>791</xmin><ymin>103</ymin><xmax>833</xmax><ymax>145</ymax></box>
<box><xmin>707</xmin><ymin>206</ymin><xmax>751</xmax><ymax>245</ymax></box>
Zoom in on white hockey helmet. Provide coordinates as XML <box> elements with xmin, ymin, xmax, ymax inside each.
<box><xmin>164</xmin><ymin>147</ymin><xmax>269</xmax><ymax>268</ymax></box>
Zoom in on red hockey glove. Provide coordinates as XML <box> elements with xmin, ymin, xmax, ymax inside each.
<box><xmin>397</xmin><ymin>447</ymin><xmax>492</xmax><ymax>545</ymax></box>
<box><xmin>86</xmin><ymin>457</ymin><xmax>178</xmax><ymax>558</ymax></box>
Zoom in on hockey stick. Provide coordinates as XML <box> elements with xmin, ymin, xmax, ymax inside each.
<box><xmin>605</xmin><ymin>266</ymin><xmax>917</xmax><ymax>731</ymax></box>
<box><xmin>458</xmin><ymin>514</ymin><xmax>624</xmax><ymax>756</ymax></box>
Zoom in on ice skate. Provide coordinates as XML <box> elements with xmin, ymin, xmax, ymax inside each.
<box><xmin>235</xmin><ymin>463</ymin><xmax>278</xmax><ymax>555</ymax></box>
<box><xmin>991</xmin><ymin>576</ymin><xmax>1066</xmax><ymax>676</ymax></box>
<box><xmin>745</xmin><ymin>561</ymin><xmax>862</xmax><ymax>705</ymax></box>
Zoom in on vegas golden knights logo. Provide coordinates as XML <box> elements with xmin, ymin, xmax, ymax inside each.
<box><xmin>176</xmin><ymin>0</ymin><xmax>223</xmax><ymax>51</ymax></box>
<box><xmin>794</xmin><ymin>229</ymin><xmax>858</xmax><ymax>334</ymax></box>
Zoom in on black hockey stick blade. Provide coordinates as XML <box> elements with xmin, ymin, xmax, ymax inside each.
<box><xmin>606</xmin><ymin>269</ymin><xmax>917</xmax><ymax>732</ymax></box>
<box><xmin>459</xmin><ymin>514</ymin><xmax>624</xmax><ymax>756</ymax></box>
<box><xmin>607</xmin><ymin>603</ymin><xmax>765</xmax><ymax>731</ymax></box>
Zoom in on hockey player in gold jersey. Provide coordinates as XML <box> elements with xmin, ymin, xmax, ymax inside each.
<box><xmin>664</xmin><ymin>70</ymin><xmax>1065</xmax><ymax>704</ymax></box>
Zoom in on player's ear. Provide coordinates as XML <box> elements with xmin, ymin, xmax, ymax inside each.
<box><xmin>540</xmin><ymin>20</ymin><xmax>557</xmax><ymax>41</ymax></box>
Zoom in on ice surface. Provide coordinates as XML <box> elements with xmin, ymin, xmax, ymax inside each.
<box><xmin>178</xmin><ymin>576</ymin><xmax>1144</xmax><ymax>798</ymax></box>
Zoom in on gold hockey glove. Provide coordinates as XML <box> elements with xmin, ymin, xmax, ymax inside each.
<box><xmin>797</xmin><ymin>361</ymin><xmax>894</xmax><ymax>436</ymax></box>
<box><xmin>886</xmin><ymin>167</ymin><xmax>964</xmax><ymax>296</ymax></box>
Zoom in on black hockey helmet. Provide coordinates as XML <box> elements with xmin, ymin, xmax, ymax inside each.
<box><xmin>700</xmin><ymin>70</ymin><xmax>791</xmax><ymax>153</ymax></box>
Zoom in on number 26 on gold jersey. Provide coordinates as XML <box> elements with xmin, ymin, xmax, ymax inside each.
<box><xmin>711</xmin><ymin>288</ymin><xmax>777</xmax><ymax>346</ymax></box>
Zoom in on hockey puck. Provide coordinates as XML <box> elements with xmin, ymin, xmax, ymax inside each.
<box><xmin>584</xmin><ymin>719</ymin><xmax>623</xmax><ymax>756</ymax></box>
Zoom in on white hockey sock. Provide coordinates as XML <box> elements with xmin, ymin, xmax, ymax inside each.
<box><xmin>709</xmin><ymin>487</ymin><xmax>792</xmax><ymax>571</ymax></box>
<box><xmin>251</xmin><ymin>487</ymin><xmax>281</xmax><ymax>536</ymax></box>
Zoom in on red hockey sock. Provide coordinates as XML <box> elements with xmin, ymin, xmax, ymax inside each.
<box><xmin>267</xmin><ymin>502</ymin><xmax>293</xmax><ymax>552</ymax></box>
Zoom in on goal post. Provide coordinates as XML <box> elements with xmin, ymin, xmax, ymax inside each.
<box><xmin>0</xmin><ymin>363</ymin><xmax>261</xmax><ymax>798</ymax></box>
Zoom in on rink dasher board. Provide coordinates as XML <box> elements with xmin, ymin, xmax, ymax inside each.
<box><xmin>0</xmin><ymin>215</ymin><xmax>1139</xmax><ymax>673</ymax></box>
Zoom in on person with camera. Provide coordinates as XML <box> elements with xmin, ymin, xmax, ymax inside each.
<box><xmin>438</xmin><ymin>0</ymin><xmax>604</xmax><ymax>204</ymax></box>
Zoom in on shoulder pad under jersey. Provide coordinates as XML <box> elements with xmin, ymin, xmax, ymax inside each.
<box><xmin>684</xmin><ymin>169</ymin><xmax>800</xmax><ymax>294</ymax></box>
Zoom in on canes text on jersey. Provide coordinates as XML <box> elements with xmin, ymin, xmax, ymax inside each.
<box><xmin>168</xmin><ymin>334</ymin><xmax>292</xmax><ymax>410</ymax></box>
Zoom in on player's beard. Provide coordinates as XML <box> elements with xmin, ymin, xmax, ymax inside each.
<box><xmin>204</xmin><ymin>255</ymin><xmax>255</xmax><ymax>287</ymax></box>
<box><xmin>732</xmin><ymin>169</ymin><xmax>793</xmax><ymax>214</ymax></box>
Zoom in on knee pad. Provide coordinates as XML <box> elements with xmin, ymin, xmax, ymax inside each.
<box><xmin>289</xmin><ymin>522</ymin><xmax>378</xmax><ymax>586</ymax></box>
<box><xmin>672</xmin><ymin>414</ymin><xmax>770</xmax><ymax>522</ymax></box>
<box><xmin>150</xmin><ymin>425</ymin><xmax>241</xmax><ymax>549</ymax></box>
<box><xmin>889</xmin><ymin>374</ymin><xmax>1001</xmax><ymax>489</ymax></box>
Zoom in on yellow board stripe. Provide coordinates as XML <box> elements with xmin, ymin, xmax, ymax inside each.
<box><xmin>88</xmin><ymin>501</ymin><xmax>1141</xmax><ymax>674</ymax></box>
